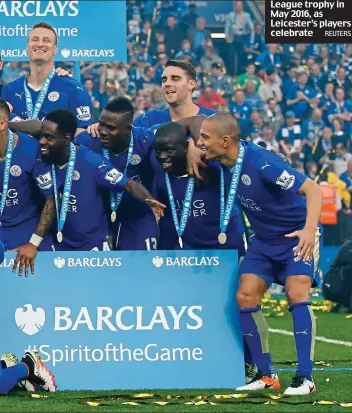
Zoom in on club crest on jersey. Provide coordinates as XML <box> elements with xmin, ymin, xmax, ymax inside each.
<box><xmin>276</xmin><ymin>170</ymin><xmax>295</xmax><ymax>190</ymax></box>
<box><xmin>73</xmin><ymin>170</ymin><xmax>80</xmax><ymax>181</ymax></box>
<box><xmin>48</xmin><ymin>91</ymin><xmax>60</xmax><ymax>102</ymax></box>
<box><xmin>130</xmin><ymin>154</ymin><xmax>141</xmax><ymax>165</ymax></box>
<box><xmin>241</xmin><ymin>174</ymin><xmax>251</xmax><ymax>186</ymax></box>
<box><xmin>10</xmin><ymin>165</ymin><xmax>22</xmax><ymax>177</ymax></box>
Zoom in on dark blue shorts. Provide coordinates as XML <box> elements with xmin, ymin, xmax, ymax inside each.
<box><xmin>240</xmin><ymin>226</ymin><xmax>323</xmax><ymax>287</ymax></box>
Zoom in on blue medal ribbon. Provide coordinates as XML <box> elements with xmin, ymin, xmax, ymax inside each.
<box><xmin>165</xmin><ymin>174</ymin><xmax>195</xmax><ymax>248</ymax></box>
<box><xmin>219</xmin><ymin>142</ymin><xmax>245</xmax><ymax>243</ymax></box>
<box><xmin>24</xmin><ymin>67</ymin><xmax>56</xmax><ymax>119</ymax></box>
<box><xmin>102</xmin><ymin>133</ymin><xmax>134</xmax><ymax>222</ymax></box>
<box><xmin>52</xmin><ymin>142</ymin><xmax>76</xmax><ymax>242</ymax></box>
<box><xmin>0</xmin><ymin>131</ymin><xmax>15</xmax><ymax>217</ymax></box>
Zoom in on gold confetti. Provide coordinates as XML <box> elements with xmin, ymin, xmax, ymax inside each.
<box><xmin>326</xmin><ymin>378</ymin><xmax>330</xmax><ymax>382</ymax></box>
<box><xmin>132</xmin><ymin>393</ymin><xmax>154</xmax><ymax>399</ymax></box>
<box><xmin>29</xmin><ymin>394</ymin><xmax>49</xmax><ymax>399</ymax></box>
<box><xmin>346</xmin><ymin>315</ymin><xmax>352</xmax><ymax>319</ymax></box>
<box><xmin>122</xmin><ymin>402</ymin><xmax>141</xmax><ymax>406</ymax></box>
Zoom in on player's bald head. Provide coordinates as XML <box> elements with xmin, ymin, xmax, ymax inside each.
<box><xmin>198</xmin><ymin>112</ymin><xmax>241</xmax><ymax>162</ymax></box>
<box><xmin>203</xmin><ymin>112</ymin><xmax>241</xmax><ymax>142</ymax></box>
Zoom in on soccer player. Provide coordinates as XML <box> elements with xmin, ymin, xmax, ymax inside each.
<box><xmin>0</xmin><ymin>99</ymin><xmax>55</xmax><ymax>276</ymax></box>
<box><xmin>133</xmin><ymin>60</ymin><xmax>216</xmax><ymax>127</ymax></box>
<box><xmin>197</xmin><ymin>112</ymin><xmax>323</xmax><ymax>395</ymax></box>
<box><xmin>153</xmin><ymin>121</ymin><xmax>246</xmax><ymax>256</ymax></box>
<box><xmin>76</xmin><ymin>98</ymin><xmax>158</xmax><ymax>250</ymax></box>
<box><xmin>1</xmin><ymin>22</ymin><xmax>92</xmax><ymax>135</ymax></box>
<box><xmin>34</xmin><ymin>109</ymin><xmax>165</xmax><ymax>251</ymax></box>
<box><xmin>0</xmin><ymin>350</ymin><xmax>56</xmax><ymax>393</ymax></box>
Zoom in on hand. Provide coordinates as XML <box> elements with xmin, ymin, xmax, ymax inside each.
<box><xmin>187</xmin><ymin>138</ymin><xmax>207</xmax><ymax>180</ymax></box>
<box><xmin>145</xmin><ymin>199</ymin><xmax>166</xmax><ymax>221</ymax></box>
<box><xmin>11</xmin><ymin>243</ymin><xmax>38</xmax><ymax>276</ymax></box>
<box><xmin>55</xmin><ymin>67</ymin><xmax>73</xmax><ymax>77</ymax></box>
<box><xmin>297</xmin><ymin>91</ymin><xmax>305</xmax><ymax>100</ymax></box>
<box><xmin>87</xmin><ymin>123</ymin><xmax>100</xmax><ymax>138</ymax></box>
<box><xmin>285</xmin><ymin>226</ymin><xmax>316</xmax><ymax>263</ymax></box>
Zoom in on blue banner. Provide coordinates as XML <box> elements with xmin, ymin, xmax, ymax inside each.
<box><xmin>0</xmin><ymin>250</ymin><xmax>244</xmax><ymax>390</ymax></box>
<box><xmin>0</xmin><ymin>1</ymin><xmax>126</xmax><ymax>62</ymax></box>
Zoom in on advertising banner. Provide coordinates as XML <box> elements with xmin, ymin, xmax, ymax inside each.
<box><xmin>0</xmin><ymin>250</ymin><xmax>244</xmax><ymax>390</ymax></box>
<box><xmin>0</xmin><ymin>1</ymin><xmax>126</xmax><ymax>61</ymax></box>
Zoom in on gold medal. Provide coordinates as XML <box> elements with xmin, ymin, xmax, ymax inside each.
<box><xmin>218</xmin><ymin>232</ymin><xmax>227</xmax><ymax>245</ymax></box>
<box><xmin>179</xmin><ymin>237</ymin><xmax>183</xmax><ymax>249</ymax></box>
<box><xmin>57</xmin><ymin>231</ymin><xmax>63</xmax><ymax>243</ymax></box>
<box><xmin>111</xmin><ymin>211</ymin><xmax>117</xmax><ymax>223</ymax></box>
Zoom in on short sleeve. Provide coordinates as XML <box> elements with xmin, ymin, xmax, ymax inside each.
<box><xmin>260</xmin><ymin>153</ymin><xmax>307</xmax><ymax>194</ymax></box>
<box><xmin>32</xmin><ymin>161</ymin><xmax>54</xmax><ymax>197</ymax></box>
<box><xmin>69</xmin><ymin>84</ymin><xmax>93</xmax><ymax>128</ymax></box>
<box><xmin>91</xmin><ymin>154</ymin><xmax>128</xmax><ymax>192</ymax></box>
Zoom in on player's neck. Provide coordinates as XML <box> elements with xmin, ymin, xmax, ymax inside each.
<box><xmin>221</xmin><ymin>145</ymin><xmax>239</xmax><ymax>168</ymax></box>
<box><xmin>55</xmin><ymin>145</ymin><xmax>72</xmax><ymax>167</ymax></box>
<box><xmin>28</xmin><ymin>61</ymin><xmax>55</xmax><ymax>89</ymax></box>
<box><xmin>171</xmin><ymin>160</ymin><xmax>188</xmax><ymax>177</ymax></box>
<box><xmin>0</xmin><ymin>130</ymin><xmax>18</xmax><ymax>159</ymax></box>
<box><xmin>169</xmin><ymin>100</ymin><xmax>199</xmax><ymax>121</ymax></box>
<box><xmin>110</xmin><ymin>135</ymin><xmax>130</xmax><ymax>155</ymax></box>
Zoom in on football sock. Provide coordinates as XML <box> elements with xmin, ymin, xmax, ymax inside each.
<box><xmin>290</xmin><ymin>302</ymin><xmax>315</xmax><ymax>380</ymax></box>
<box><xmin>239</xmin><ymin>306</ymin><xmax>275</xmax><ymax>377</ymax></box>
<box><xmin>0</xmin><ymin>363</ymin><xmax>28</xmax><ymax>394</ymax></box>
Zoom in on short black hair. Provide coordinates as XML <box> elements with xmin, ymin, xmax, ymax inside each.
<box><xmin>154</xmin><ymin>122</ymin><xmax>188</xmax><ymax>144</ymax></box>
<box><xmin>44</xmin><ymin>109</ymin><xmax>77</xmax><ymax>139</ymax></box>
<box><xmin>0</xmin><ymin>98</ymin><xmax>10</xmax><ymax>118</ymax></box>
<box><xmin>165</xmin><ymin>60</ymin><xmax>196</xmax><ymax>81</ymax></box>
<box><xmin>104</xmin><ymin>97</ymin><xmax>134</xmax><ymax>120</ymax></box>
<box><xmin>28</xmin><ymin>22</ymin><xmax>58</xmax><ymax>45</ymax></box>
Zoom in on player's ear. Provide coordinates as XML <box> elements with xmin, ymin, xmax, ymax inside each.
<box><xmin>222</xmin><ymin>135</ymin><xmax>231</xmax><ymax>148</ymax></box>
<box><xmin>189</xmin><ymin>79</ymin><xmax>196</xmax><ymax>91</ymax></box>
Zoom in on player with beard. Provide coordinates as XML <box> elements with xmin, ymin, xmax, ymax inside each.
<box><xmin>33</xmin><ymin>109</ymin><xmax>165</xmax><ymax>251</ymax></box>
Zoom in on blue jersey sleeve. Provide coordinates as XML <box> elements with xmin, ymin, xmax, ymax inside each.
<box><xmin>75</xmin><ymin>131</ymin><xmax>101</xmax><ymax>153</ymax></box>
<box><xmin>32</xmin><ymin>161</ymin><xmax>54</xmax><ymax>197</ymax></box>
<box><xmin>70</xmin><ymin>84</ymin><xmax>93</xmax><ymax>128</ymax></box>
<box><xmin>259</xmin><ymin>152</ymin><xmax>307</xmax><ymax>194</ymax></box>
<box><xmin>1</xmin><ymin>85</ymin><xmax>23</xmax><ymax>121</ymax></box>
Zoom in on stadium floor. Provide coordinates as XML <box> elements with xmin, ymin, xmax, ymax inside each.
<box><xmin>0</xmin><ymin>312</ymin><xmax>351</xmax><ymax>412</ymax></box>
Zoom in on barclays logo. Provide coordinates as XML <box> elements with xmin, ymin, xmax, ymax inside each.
<box><xmin>54</xmin><ymin>257</ymin><xmax>65</xmax><ymax>269</ymax></box>
<box><xmin>54</xmin><ymin>257</ymin><xmax>122</xmax><ymax>268</ymax></box>
<box><xmin>15</xmin><ymin>304</ymin><xmax>45</xmax><ymax>336</ymax></box>
<box><xmin>153</xmin><ymin>256</ymin><xmax>219</xmax><ymax>267</ymax></box>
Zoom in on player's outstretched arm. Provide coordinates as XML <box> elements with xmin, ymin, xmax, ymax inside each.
<box><xmin>124</xmin><ymin>180</ymin><xmax>166</xmax><ymax>220</ymax></box>
<box><xmin>12</xmin><ymin>195</ymin><xmax>56</xmax><ymax>277</ymax></box>
<box><xmin>8</xmin><ymin>120</ymin><xmax>42</xmax><ymax>137</ymax></box>
<box><xmin>285</xmin><ymin>179</ymin><xmax>323</xmax><ymax>263</ymax></box>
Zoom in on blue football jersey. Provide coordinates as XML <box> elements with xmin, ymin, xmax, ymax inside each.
<box><xmin>75</xmin><ymin>126</ymin><xmax>155</xmax><ymax>220</ymax></box>
<box><xmin>34</xmin><ymin>145</ymin><xmax>128</xmax><ymax>251</ymax></box>
<box><xmin>214</xmin><ymin>141</ymin><xmax>308</xmax><ymax>242</ymax></box>
<box><xmin>0</xmin><ymin>132</ymin><xmax>49</xmax><ymax>250</ymax></box>
<box><xmin>133</xmin><ymin>105</ymin><xmax>216</xmax><ymax>128</ymax></box>
<box><xmin>1</xmin><ymin>74</ymin><xmax>92</xmax><ymax>127</ymax></box>
<box><xmin>153</xmin><ymin>166</ymin><xmax>246</xmax><ymax>253</ymax></box>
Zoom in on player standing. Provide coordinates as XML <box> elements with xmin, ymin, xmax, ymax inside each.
<box><xmin>197</xmin><ymin>112</ymin><xmax>323</xmax><ymax>395</ymax></box>
<box><xmin>1</xmin><ymin>22</ymin><xmax>92</xmax><ymax>136</ymax></box>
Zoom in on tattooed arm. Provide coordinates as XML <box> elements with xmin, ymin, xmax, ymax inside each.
<box><xmin>124</xmin><ymin>180</ymin><xmax>166</xmax><ymax>220</ymax></box>
<box><xmin>12</xmin><ymin>195</ymin><xmax>56</xmax><ymax>277</ymax></box>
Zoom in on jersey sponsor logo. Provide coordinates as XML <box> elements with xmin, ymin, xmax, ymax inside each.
<box><xmin>36</xmin><ymin>172</ymin><xmax>52</xmax><ymax>190</ymax></box>
<box><xmin>10</xmin><ymin>165</ymin><xmax>22</xmax><ymax>177</ymax></box>
<box><xmin>48</xmin><ymin>91</ymin><xmax>60</xmax><ymax>102</ymax></box>
<box><xmin>241</xmin><ymin>174</ymin><xmax>251</xmax><ymax>186</ymax></box>
<box><xmin>76</xmin><ymin>106</ymin><xmax>91</xmax><ymax>122</ymax></box>
<box><xmin>105</xmin><ymin>168</ymin><xmax>123</xmax><ymax>185</ymax></box>
<box><xmin>276</xmin><ymin>170</ymin><xmax>295</xmax><ymax>190</ymax></box>
<box><xmin>0</xmin><ymin>189</ymin><xmax>19</xmax><ymax>206</ymax></box>
<box><xmin>73</xmin><ymin>170</ymin><xmax>80</xmax><ymax>181</ymax></box>
<box><xmin>130</xmin><ymin>154</ymin><xmax>142</xmax><ymax>165</ymax></box>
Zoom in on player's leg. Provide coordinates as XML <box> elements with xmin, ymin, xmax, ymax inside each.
<box><xmin>235</xmin><ymin>241</ymin><xmax>280</xmax><ymax>390</ymax></box>
<box><xmin>281</xmin><ymin>227</ymin><xmax>322</xmax><ymax>395</ymax></box>
<box><xmin>0</xmin><ymin>350</ymin><xmax>56</xmax><ymax>394</ymax></box>
<box><xmin>1</xmin><ymin>353</ymin><xmax>36</xmax><ymax>391</ymax></box>
<box><xmin>284</xmin><ymin>275</ymin><xmax>316</xmax><ymax>395</ymax></box>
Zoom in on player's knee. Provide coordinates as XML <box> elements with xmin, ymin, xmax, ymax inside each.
<box><xmin>236</xmin><ymin>289</ymin><xmax>260</xmax><ymax>308</ymax></box>
<box><xmin>286</xmin><ymin>289</ymin><xmax>310</xmax><ymax>306</ymax></box>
